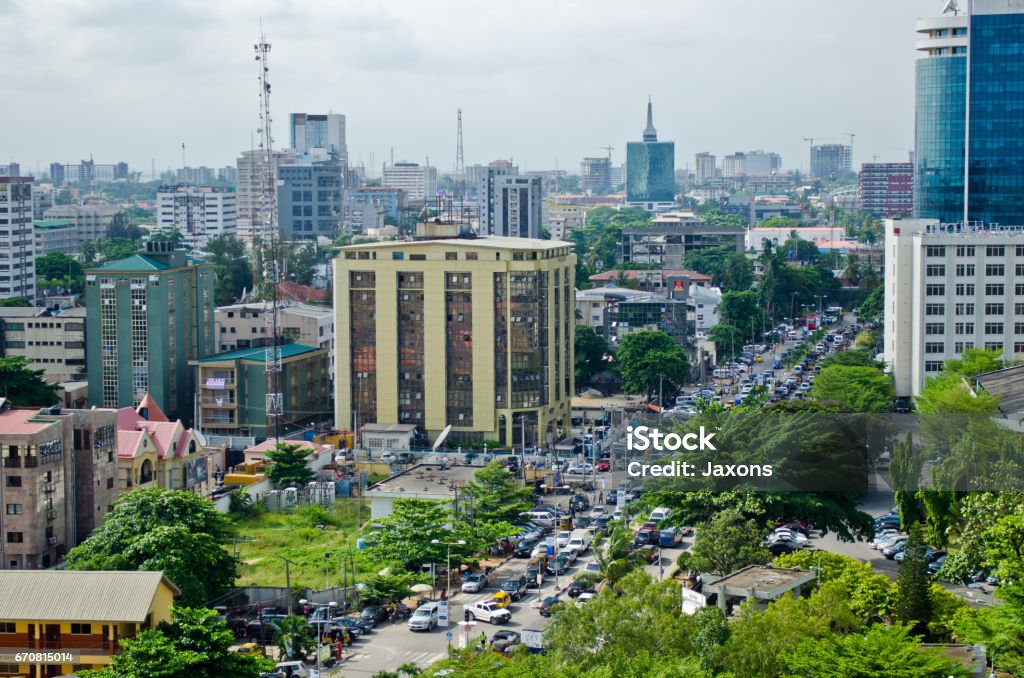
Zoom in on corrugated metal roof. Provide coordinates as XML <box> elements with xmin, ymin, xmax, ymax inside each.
<box><xmin>0</xmin><ymin>571</ymin><xmax>179</xmax><ymax>622</ymax></box>
<box><xmin>977</xmin><ymin>365</ymin><xmax>1024</xmax><ymax>415</ymax></box>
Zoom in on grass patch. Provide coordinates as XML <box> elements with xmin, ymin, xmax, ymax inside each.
<box><xmin>230</xmin><ymin>500</ymin><xmax>378</xmax><ymax>588</ymax></box>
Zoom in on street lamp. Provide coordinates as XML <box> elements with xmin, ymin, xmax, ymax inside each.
<box><xmin>431</xmin><ymin>539</ymin><xmax>467</xmax><ymax>606</ymax></box>
<box><xmin>298</xmin><ymin>599</ymin><xmax>337</xmax><ymax>673</ymax></box>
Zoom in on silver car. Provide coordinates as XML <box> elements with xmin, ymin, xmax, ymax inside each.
<box><xmin>408</xmin><ymin>603</ymin><xmax>439</xmax><ymax>631</ymax></box>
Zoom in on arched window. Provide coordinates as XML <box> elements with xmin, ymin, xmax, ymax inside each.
<box><xmin>140</xmin><ymin>459</ymin><xmax>153</xmax><ymax>484</ymax></box>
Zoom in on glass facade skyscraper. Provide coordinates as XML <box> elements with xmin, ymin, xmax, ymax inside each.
<box><xmin>914</xmin><ymin>2</ymin><xmax>1024</xmax><ymax>224</ymax></box>
<box><xmin>626</xmin><ymin>100</ymin><xmax>675</xmax><ymax>205</ymax></box>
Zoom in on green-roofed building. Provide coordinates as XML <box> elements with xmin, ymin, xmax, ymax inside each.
<box><xmin>192</xmin><ymin>343</ymin><xmax>330</xmax><ymax>438</ymax></box>
<box><xmin>85</xmin><ymin>241</ymin><xmax>216</xmax><ymax>422</ymax></box>
<box><xmin>33</xmin><ymin>218</ymin><xmax>77</xmax><ymax>257</ymax></box>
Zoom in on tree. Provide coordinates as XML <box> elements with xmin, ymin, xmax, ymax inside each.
<box><xmin>65</xmin><ymin>488</ymin><xmax>237</xmax><ymax>607</ymax></box>
<box><xmin>721</xmin><ymin>253</ymin><xmax>754</xmax><ymax>292</ymax></box>
<box><xmin>859</xmin><ymin>285</ymin><xmax>883</xmax><ymax>319</ymax></box>
<box><xmin>265</xmin><ymin>442</ymin><xmax>315</xmax><ymax>487</ymax></box>
<box><xmin>614</xmin><ymin>330</ymin><xmax>690</xmax><ymax>398</ymax></box>
<box><xmin>574</xmin><ymin>326</ymin><xmax>609</xmax><ymax>389</ymax></box>
<box><xmin>811</xmin><ymin>365</ymin><xmax>894</xmax><ymax>413</ymax></box>
<box><xmin>717</xmin><ymin>291</ymin><xmax>761</xmax><ymax>340</ymax></box>
<box><xmin>286</xmin><ymin>242</ymin><xmax>318</xmax><ymax>286</ymax></box>
<box><xmin>462</xmin><ymin>461</ymin><xmax>534</xmax><ymax>526</ymax></box>
<box><xmin>0</xmin><ymin>356</ymin><xmax>60</xmax><ymax>406</ymax></box>
<box><xmin>363</xmin><ymin>499</ymin><xmax>474</xmax><ymax>569</ymax></box>
<box><xmin>108</xmin><ymin>211</ymin><xmax>144</xmax><ymax>240</ymax></box>
<box><xmin>204</xmin><ymin>235</ymin><xmax>253</xmax><ymax>305</ymax></box>
<box><xmin>894</xmin><ymin>523</ymin><xmax>933</xmax><ymax>636</ymax></box>
<box><xmin>709</xmin><ymin>323</ymin><xmax>744</xmax><ymax>363</ymax></box>
<box><xmin>96</xmin><ymin>237</ymin><xmax>139</xmax><ymax>262</ymax></box>
<box><xmin>0</xmin><ymin>296</ymin><xmax>31</xmax><ymax>307</ymax></box>
<box><xmin>149</xmin><ymin>229</ymin><xmax>184</xmax><ymax>249</ymax></box>
<box><xmin>684</xmin><ymin>509</ymin><xmax>770</xmax><ymax>576</ymax></box>
<box><xmin>781</xmin><ymin>624</ymin><xmax>964</xmax><ymax>677</ymax></box>
<box><xmin>274</xmin><ymin>615</ymin><xmax>316</xmax><ymax>661</ymax></box>
<box><xmin>819</xmin><ymin>349</ymin><xmax>884</xmax><ymax>370</ymax></box>
<box><xmin>81</xmin><ymin>607</ymin><xmax>274</xmax><ymax>678</ymax></box>
<box><xmin>36</xmin><ymin>252</ymin><xmax>85</xmax><ymax>295</ymax></box>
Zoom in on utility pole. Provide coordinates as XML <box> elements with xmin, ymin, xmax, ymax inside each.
<box><xmin>276</xmin><ymin>555</ymin><xmax>297</xmax><ymax>616</ymax></box>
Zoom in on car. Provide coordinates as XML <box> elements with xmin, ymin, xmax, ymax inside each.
<box><xmin>491</xmin><ymin>591</ymin><xmax>512</xmax><ymax>608</ymax></box>
<box><xmin>928</xmin><ymin>554</ymin><xmax>947</xmax><ymax>577</ymax></box>
<box><xmin>513</xmin><ymin>539</ymin><xmax>539</xmax><ymax>558</ymax></box>
<box><xmin>882</xmin><ymin>541</ymin><xmax>907</xmax><ymax>559</ymax></box>
<box><xmin>872</xmin><ymin>533</ymin><xmax>906</xmax><ymax>550</ymax></box>
<box><xmin>641</xmin><ymin>521</ymin><xmax>659</xmax><ymax>531</ymax></box>
<box><xmin>611</xmin><ymin>508</ymin><xmax>623</xmax><ymax>521</ymax></box>
<box><xmin>360</xmin><ymin>606</ymin><xmax>389</xmax><ymax>627</ymax></box>
<box><xmin>589</xmin><ymin>506</ymin><xmax>608</xmax><ymax>520</ymax></box>
<box><xmin>577</xmin><ymin>592</ymin><xmax>597</xmax><ymax>605</ymax></box>
<box><xmin>634</xmin><ymin>528</ymin><xmax>659</xmax><ymax>546</ymax></box>
<box><xmin>605</xmin><ymin>489</ymin><xmax>618</xmax><ymax>506</ymax></box>
<box><xmin>335</xmin><ymin>616</ymin><xmax>368</xmax><ymax>636</ymax></box>
<box><xmin>567</xmin><ymin>533</ymin><xmax>591</xmax><ymax>554</ymax></box>
<box><xmin>529</xmin><ymin>543</ymin><xmax>549</xmax><ymax>559</ymax></box>
<box><xmin>566</xmin><ymin>580</ymin><xmax>590</xmax><ymax>598</ymax></box>
<box><xmin>562</xmin><ymin>547</ymin><xmax>579</xmax><ymax>564</ymax></box>
<box><xmin>570</xmin><ymin>494</ymin><xmax>590</xmax><ymax>511</ymax></box>
<box><xmin>593</xmin><ymin>517</ymin><xmax>610</xmax><ymax>533</ymax></box>
<box><xmin>491</xmin><ymin>629</ymin><xmax>522</xmax><ymax>653</ymax></box>
<box><xmin>556</xmin><ymin>530</ymin><xmax>573</xmax><ymax>549</ymax></box>
<box><xmin>466</xmin><ymin>600</ymin><xmax>512</xmax><ymax>624</ymax></box>
<box><xmin>235</xmin><ymin>642</ymin><xmax>265</xmax><ymax>656</ymax></box>
<box><xmin>538</xmin><ymin>596</ymin><xmax>562</xmax><ymax>617</ymax></box>
<box><xmin>625</xmin><ymin>489</ymin><xmax>643</xmax><ymax>503</ymax></box>
<box><xmin>462</xmin><ymin>572</ymin><xmax>491</xmax><ymax>593</ymax></box>
<box><xmin>583</xmin><ymin>561</ymin><xmax>601</xmax><ymax>575</ymax></box>
<box><xmin>275</xmin><ymin>660</ymin><xmax>312</xmax><ymax>677</ymax></box>
<box><xmin>501</xmin><ymin>576</ymin><xmax>529</xmax><ymax>601</ymax></box>
<box><xmin>379</xmin><ymin>452</ymin><xmax>397</xmax><ymax>464</ymax></box>
<box><xmin>546</xmin><ymin>556</ymin><xmax>572</xmax><ymax>576</ymax></box>
<box><xmin>567</xmin><ymin>462</ymin><xmax>594</xmax><ymax>475</ymax></box>
<box><xmin>408</xmin><ymin>603</ymin><xmax>439</xmax><ymax>631</ymax></box>
<box><xmin>659</xmin><ymin>528</ymin><xmax>683</xmax><ymax>547</ymax></box>
<box><xmin>525</xmin><ymin>565</ymin><xmax>545</xmax><ymax>587</ymax></box>
<box><xmin>397</xmin><ymin>451</ymin><xmax>416</xmax><ymax>464</ymax></box>
<box><xmin>596</xmin><ymin>458</ymin><xmax>611</xmax><ymax>472</ymax></box>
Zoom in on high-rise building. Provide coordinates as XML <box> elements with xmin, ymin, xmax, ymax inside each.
<box><xmin>0</xmin><ymin>178</ymin><xmax>35</xmax><ymax>300</ymax></box>
<box><xmin>156</xmin><ymin>185</ymin><xmax>237</xmax><ymax>250</ymax></box>
<box><xmin>290</xmin><ymin>113</ymin><xmax>347</xmax><ymax>165</ymax></box>
<box><xmin>810</xmin><ymin>144</ymin><xmax>852</xmax><ymax>180</ymax></box>
<box><xmin>85</xmin><ymin>242</ymin><xmax>216</xmax><ymax>422</ymax></box>
<box><xmin>48</xmin><ymin>162</ymin><xmax>65</xmax><ymax>185</ymax></box>
<box><xmin>914</xmin><ymin>1</ymin><xmax>1024</xmax><ymax>225</ymax></box>
<box><xmin>744</xmin><ymin>150</ymin><xmax>783</xmax><ymax>176</ymax></box>
<box><xmin>334</xmin><ymin>237</ymin><xmax>575</xmax><ymax>446</ymax></box>
<box><xmin>175</xmin><ymin>167</ymin><xmax>216</xmax><ymax>185</ymax></box>
<box><xmin>884</xmin><ymin>218</ymin><xmax>1024</xmax><ymax>397</ymax></box>
<box><xmin>860</xmin><ymin>162</ymin><xmax>914</xmax><ymax>216</ymax></box>
<box><xmin>695</xmin><ymin>153</ymin><xmax>716</xmax><ymax>183</ymax></box>
<box><xmin>382</xmin><ymin>163</ymin><xmax>437</xmax><ymax>203</ymax></box>
<box><xmin>51</xmin><ymin>161</ymin><xmax>129</xmax><ymax>185</ymax></box>
<box><xmin>235</xmin><ymin>149</ymin><xmax>295</xmax><ymax>241</ymax></box>
<box><xmin>276</xmin><ymin>161</ymin><xmax>344</xmax><ymax>241</ymax></box>
<box><xmin>218</xmin><ymin>166</ymin><xmax>237</xmax><ymax>184</ymax></box>
<box><xmin>0</xmin><ymin>163</ymin><xmax>20</xmax><ymax>178</ymax></box>
<box><xmin>626</xmin><ymin>100</ymin><xmax>675</xmax><ymax>210</ymax></box>
<box><xmin>580</xmin><ymin>157</ymin><xmax>612</xmax><ymax>194</ymax></box>
<box><xmin>479</xmin><ymin>166</ymin><xmax>543</xmax><ymax>239</ymax></box>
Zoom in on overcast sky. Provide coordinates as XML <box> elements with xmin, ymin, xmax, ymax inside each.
<box><xmin>1</xmin><ymin>0</ymin><xmax>941</xmax><ymax>179</ymax></box>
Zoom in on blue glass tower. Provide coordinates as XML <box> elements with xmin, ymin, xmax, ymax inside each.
<box><xmin>626</xmin><ymin>100</ymin><xmax>675</xmax><ymax>205</ymax></box>
<box><xmin>914</xmin><ymin>2</ymin><xmax>1024</xmax><ymax>224</ymax></box>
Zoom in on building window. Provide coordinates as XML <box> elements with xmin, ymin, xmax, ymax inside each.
<box><xmin>926</xmin><ymin>284</ymin><xmax>946</xmax><ymax>296</ymax></box>
<box><xmin>1016</xmin><ymin>322</ymin><xmax>1024</xmax><ymax>335</ymax></box>
<box><xmin>0</xmin><ymin>623</ymin><xmax>14</xmax><ymax>633</ymax></box>
<box><xmin>986</xmin><ymin>342</ymin><xmax>1004</xmax><ymax>351</ymax></box>
<box><xmin>957</xmin><ymin>245</ymin><xmax>976</xmax><ymax>257</ymax></box>
<box><xmin>465</xmin><ymin>252</ymin><xmax>478</xmax><ymax>260</ymax></box>
<box><xmin>925</xmin><ymin>323</ymin><xmax>945</xmax><ymax>335</ymax></box>
<box><xmin>1017</xmin><ymin>303</ymin><xmax>1024</xmax><ymax>315</ymax></box>
<box><xmin>926</xmin><ymin>264</ymin><xmax>946</xmax><ymax>277</ymax></box>
<box><xmin>925</xmin><ymin>361</ymin><xmax>943</xmax><ymax>372</ymax></box>
<box><xmin>926</xmin><ymin>246</ymin><xmax>946</xmax><ymax>257</ymax></box>
<box><xmin>445</xmin><ymin>252</ymin><xmax>458</xmax><ymax>261</ymax></box>
<box><xmin>986</xmin><ymin>284</ymin><xmax>1005</xmax><ymax>296</ymax></box>
<box><xmin>987</xmin><ymin>245</ymin><xmax>1006</xmax><ymax>257</ymax></box>
<box><xmin>4</xmin><ymin>534</ymin><xmax>21</xmax><ymax>544</ymax></box>
<box><xmin>925</xmin><ymin>303</ymin><xmax>945</xmax><ymax>316</ymax></box>
<box><xmin>1017</xmin><ymin>283</ymin><xmax>1024</xmax><ymax>296</ymax></box>
<box><xmin>4</xmin><ymin>477</ymin><xmax>20</xmax><ymax>488</ymax></box>
<box><xmin>4</xmin><ymin>504</ymin><xmax>21</xmax><ymax>515</ymax></box>
<box><xmin>955</xmin><ymin>341</ymin><xmax>974</xmax><ymax>353</ymax></box>
<box><xmin>70</xmin><ymin>624</ymin><xmax>92</xmax><ymax>635</ymax></box>
<box><xmin>955</xmin><ymin>283</ymin><xmax>975</xmax><ymax>296</ymax></box>
<box><xmin>956</xmin><ymin>264</ymin><xmax>976</xmax><ymax>276</ymax></box>
<box><xmin>1015</xmin><ymin>342</ymin><xmax>1024</xmax><ymax>353</ymax></box>
<box><xmin>986</xmin><ymin>264</ymin><xmax>1005</xmax><ymax>277</ymax></box>
<box><xmin>924</xmin><ymin>342</ymin><xmax>945</xmax><ymax>354</ymax></box>
<box><xmin>955</xmin><ymin>322</ymin><xmax>975</xmax><ymax>334</ymax></box>
<box><xmin>985</xmin><ymin>322</ymin><xmax>1005</xmax><ymax>335</ymax></box>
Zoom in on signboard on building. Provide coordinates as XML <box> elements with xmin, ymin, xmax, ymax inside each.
<box><xmin>183</xmin><ymin>456</ymin><xmax>209</xmax><ymax>488</ymax></box>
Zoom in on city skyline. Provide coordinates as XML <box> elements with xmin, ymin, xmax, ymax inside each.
<box><xmin>1</xmin><ymin>0</ymin><xmax>937</xmax><ymax>177</ymax></box>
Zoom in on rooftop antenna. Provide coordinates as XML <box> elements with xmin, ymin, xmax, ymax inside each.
<box><xmin>943</xmin><ymin>0</ymin><xmax>961</xmax><ymax>15</ymax></box>
<box><xmin>254</xmin><ymin>20</ymin><xmax>283</xmax><ymax>441</ymax></box>
<box><xmin>455</xmin><ymin>109</ymin><xmax>465</xmax><ymax>201</ymax></box>
<box><xmin>181</xmin><ymin>142</ymin><xmax>186</xmax><ymax>170</ymax></box>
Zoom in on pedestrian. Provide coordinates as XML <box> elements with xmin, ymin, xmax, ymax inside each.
<box><xmin>478</xmin><ymin>631</ymin><xmax>488</xmax><ymax>649</ymax></box>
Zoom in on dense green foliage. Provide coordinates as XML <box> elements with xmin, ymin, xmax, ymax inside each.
<box><xmin>614</xmin><ymin>330</ymin><xmax>691</xmax><ymax>396</ymax></box>
<box><xmin>265</xmin><ymin>442</ymin><xmax>316</xmax><ymax>487</ymax></box>
<box><xmin>811</xmin><ymin>364</ymin><xmax>894</xmax><ymax>413</ymax></box>
<box><xmin>81</xmin><ymin>607</ymin><xmax>273</xmax><ymax>678</ymax></box>
<box><xmin>66</xmin><ymin>489</ymin><xmax>237</xmax><ymax>606</ymax></box>
<box><xmin>574</xmin><ymin>325</ymin><xmax>610</xmax><ymax>389</ymax></box>
<box><xmin>204</xmin><ymin>235</ymin><xmax>253</xmax><ymax>305</ymax></box>
<box><xmin>0</xmin><ymin>356</ymin><xmax>60</xmax><ymax>406</ymax></box>
<box><xmin>462</xmin><ymin>461</ymin><xmax>535</xmax><ymax>526</ymax></box>
<box><xmin>35</xmin><ymin>252</ymin><xmax>84</xmax><ymax>294</ymax></box>
<box><xmin>681</xmin><ymin>509</ymin><xmax>770</xmax><ymax>575</ymax></box>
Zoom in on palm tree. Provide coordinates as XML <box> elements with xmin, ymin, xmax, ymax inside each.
<box><xmin>842</xmin><ymin>253</ymin><xmax>863</xmax><ymax>287</ymax></box>
<box><xmin>397</xmin><ymin>663</ymin><xmax>422</xmax><ymax>676</ymax></box>
<box><xmin>273</xmin><ymin>615</ymin><xmax>315</xmax><ymax>661</ymax></box>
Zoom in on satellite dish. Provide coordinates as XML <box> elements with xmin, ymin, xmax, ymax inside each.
<box><xmin>433</xmin><ymin>424</ymin><xmax>453</xmax><ymax>451</ymax></box>
<box><xmin>942</xmin><ymin>0</ymin><xmax>960</xmax><ymax>15</ymax></box>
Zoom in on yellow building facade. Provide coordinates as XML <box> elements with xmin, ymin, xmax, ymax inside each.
<box><xmin>334</xmin><ymin>237</ymin><xmax>576</xmax><ymax>448</ymax></box>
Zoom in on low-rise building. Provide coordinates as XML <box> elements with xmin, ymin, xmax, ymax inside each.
<box><xmin>365</xmin><ymin>463</ymin><xmax>476</xmax><ymax>520</ymax></box>
<box><xmin>586</xmin><ymin>269</ymin><xmax>712</xmax><ymax>295</ymax></box>
<box><xmin>33</xmin><ymin>219</ymin><xmax>77</xmax><ymax>257</ymax></box>
<box><xmin>0</xmin><ymin>307</ymin><xmax>86</xmax><ymax>383</ymax></box>
<box><xmin>619</xmin><ymin>215</ymin><xmax>744</xmax><ymax>268</ymax></box>
<box><xmin>193</xmin><ymin>344</ymin><xmax>330</xmax><ymax>438</ymax></box>
<box><xmin>0</xmin><ymin>570</ymin><xmax>178</xmax><ymax>675</ymax></box>
<box><xmin>749</xmin><ymin>197</ymin><xmax>804</xmax><ymax>225</ymax></box>
<box><xmin>42</xmin><ymin>201</ymin><xmax>121</xmax><ymax>245</ymax></box>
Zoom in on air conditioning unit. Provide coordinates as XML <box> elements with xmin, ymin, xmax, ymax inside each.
<box><xmin>47</xmin><ymin>537</ymin><xmax>57</xmax><ymax>546</ymax></box>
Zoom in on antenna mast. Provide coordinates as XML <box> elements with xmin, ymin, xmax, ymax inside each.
<box><xmin>455</xmin><ymin>108</ymin><xmax>465</xmax><ymax>200</ymax></box>
<box><xmin>254</xmin><ymin>24</ymin><xmax>283</xmax><ymax>440</ymax></box>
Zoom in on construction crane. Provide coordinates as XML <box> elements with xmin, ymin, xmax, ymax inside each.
<box><xmin>600</xmin><ymin>145</ymin><xmax>614</xmax><ymax>160</ymax></box>
<box><xmin>843</xmin><ymin>132</ymin><xmax>856</xmax><ymax>168</ymax></box>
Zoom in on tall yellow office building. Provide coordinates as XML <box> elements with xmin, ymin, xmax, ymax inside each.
<box><xmin>334</xmin><ymin>236</ymin><xmax>576</xmax><ymax>448</ymax></box>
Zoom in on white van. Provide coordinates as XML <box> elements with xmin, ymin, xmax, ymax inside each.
<box><xmin>567</xmin><ymin>530</ymin><xmax>592</xmax><ymax>554</ymax></box>
<box><xmin>712</xmin><ymin>368</ymin><xmax>732</xmax><ymax>379</ymax></box>
<box><xmin>649</xmin><ymin>507</ymin><xmax>673</xmax><ymax>522</ymax></box>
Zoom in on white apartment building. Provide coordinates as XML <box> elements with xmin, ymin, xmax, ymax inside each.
<box><xmin>42</xmin><ymin>201</ymin><xmax>120</xmax><ymax>245</ymax></box>
<box><xmin>235</xmin><ymin>149</ymin><xmax>295</xmax><ymax>241</ymax></box>
<box><xmin>0</xmin><ymin>307</ymin><xmax>86</xmax><ymax>383</ymax></box>
<box><xmin>480</xmin><ymin>174</ymin><xmax>543</xmax><ymax>239</ymax></box>
<box><xmin>695</xmin><ymin>152</ymin><xmax>716</xmax><ymax>183</ymax></box>
<box><xmin>885</xmin><ymin>218</ymin><xmax>1024</xmax><ymax>397</ymax></box>
<box><xmin>382</xmin><ymin>163</ymin><xmax>437</xmax><ymax>203</ymax></box>
<box><xmin>0</xmin><ymin>178</ymin><xmax>35</xmax><ymax>300</ymax></box>
<box><xmin>156</xmin><ymin>185</ymin><xmax>237</xmax><ymax>250</ymax></box>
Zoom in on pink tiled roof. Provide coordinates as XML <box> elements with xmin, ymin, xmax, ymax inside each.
<box><xmin>136</xmin><ymin>393</ymin><xmax>169</xmax><ymax>422</ymax></box>
<box><xmin>0</xmin><ymin>409</ymin><xmax>60</xmax><ymax>435</ymax></box>
<box><xmin>117</xmin><ymin>430</ymin><xmax>146</xmax><ymax>459</ymax></box>
<box><xmin>137</xmin><ymin>421</ymin><xmax>183</xmax><ymax>460</ymax></box>
<box><xmin>116</xmin><ymin>407</ymin><xmax>145</xmax><ymax>431</ymax></box>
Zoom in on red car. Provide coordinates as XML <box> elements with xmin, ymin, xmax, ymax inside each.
<box><xmin>596</xmin><ymin>458</ymin><xmax>611</xmax><ymax>472</ymax></box>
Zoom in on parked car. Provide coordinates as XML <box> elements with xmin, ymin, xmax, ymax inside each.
<box><xmin>408</xmin><ymin>603</ymin><xmax>440</xmax><ymax>631</ymax></box>
<box><xmin>589</xmin><ymin>506</ymin><xmax>608</xmax><ymax>520</ymax></box>
<box><xmin>525</xmin><ymin>565</ymin><xmax>545</xmax><ymax>587</ymax></box>
<box><xmin>567</xmin><ymin>462</ymin><xmax>594</xmax><ymax>475</ymax></box>
<box><xmin>596</xmin><ymin>458</ymin><xmax>611</xmax><ymax>472</ymax></box>
<box><xmin>570</xmin><ymin>494</ymin><xmax>590</xmax><ymax>512</ymax></box>
<box><xmin>275</xmin><ymin>661</ymin><xmax>311</xmax><ymax>677</ymax></box>
<box><xmin>360</xmin><ymin>606</ymin><xmax>389</xmax><ymax>627</ymax></box>
<box><xmin>466</xmin><ymin>600</ymin><xmax>512</xmax><ymax>624</ymax></box>
<box><xmin>538</xmin><ymin>596</ymin><xmax>562</xmax><ymax>617</ymax></box>
<box><xmin>513</xmin><ymin>539</ymin><xmax>539</xmax><ymax>558</ymax></box>
<box><xmin>491</xmin><ymin>629</ymin><xmax>522</xmax><ymax>653</ymax></box>
<box><xmin>501</xmin><ymin>576</ymin><xmax>529</xmax><ymax>601</ymax></box>
<box><xmin>625</xmin><ymin>489</ymin><xmax>643</xmax><ymax>503</ymax></box>
<box><xmin>235</xmin><ymin>642</ymin><xmax>265</xmax><ymax>656</ymax></box>
<box><xmin>379</xmin><ymin>452</ymin><xmax>397</xmax><ymax>464</ymax></box>
<box><xmin>546</xmin><ymin>555</ymin><xmax>572</xmax><ymax>576</ymax></box>
<box><xmin>634</xmin><ymin>528</ymin><xmax>659</xmax><ymax>546</ymax></box>
<box><xmin>396</xmin><ymin>451</ymin><xmax>416</xmax><ymax>464</ymax></box>
<box><xmin>659</xmin><ymin>528</ymin><xmax>683</xmax><ymax>547</ymax></box>
<box><xmin>462</xmin><ymin>572</ymin><xmax>492</xmax><ymax>593</ymax></box>
<box><xmin>605</xmin><ymin>489</ymin><xmax>618</xmax><ymax>506</ymax></box>
<box><xmin>566</xmin><ymin>580</ymin><xmax>590</xmax><ymax>598</ymax></box>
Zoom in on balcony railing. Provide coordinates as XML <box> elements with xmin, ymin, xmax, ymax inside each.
<box><xmin>200</xmin><ymin>396</ymin><xmax>237</xmax><ymax>407</ymax></box>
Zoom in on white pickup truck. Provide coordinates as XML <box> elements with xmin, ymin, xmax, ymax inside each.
<box><xmin>466</xmin><ymin>600</ymin><xmax>512</xmax><ymax>624</ymax></box>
